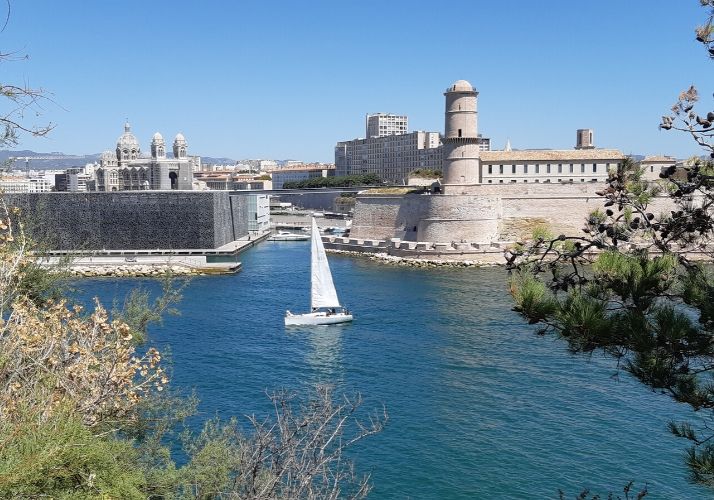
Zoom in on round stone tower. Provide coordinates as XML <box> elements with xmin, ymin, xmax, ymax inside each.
<box><xmin>442</xmin><ymin>80</ymin><xmax>481</xmax><ymax>189</ymax></box>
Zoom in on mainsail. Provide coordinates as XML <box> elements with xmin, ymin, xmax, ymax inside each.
<box><xmin>311</xmin><ymin>218</ymin><xmax>341</xmax><ymax>309</ymax></box>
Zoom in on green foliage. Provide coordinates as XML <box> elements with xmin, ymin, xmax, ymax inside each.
<box><xmin>408</xmin><ymin>168</ymin><xmax>442</xmax><ymax>179</ymax></box>
<box><xmin>0</xmin><ymin>406</ymin><xmax>145</xmax><ymax>499</ymax></box>
<box><xmin>531</xmin><ymin>224</ymin><xmax>554</xmax><ymax>242</ymax></box>
<box><xmin>113</xmin><ymin>274</ymin><xmax>187</xmax><ymax>344</ymax></box>
<box><xmin>282</xmin><ymin>173</ymin><xmax>381</xmax><ymax>189</ymax></box>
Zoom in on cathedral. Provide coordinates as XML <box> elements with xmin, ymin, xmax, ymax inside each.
<box><xmin>93</xmin><ymin>122</ymin><xmax>199</xmax><ymax>191</ymax></box>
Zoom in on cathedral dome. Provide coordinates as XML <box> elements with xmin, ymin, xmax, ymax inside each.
<box><xmin>116</xmin><ymin>121</ymin><xmax>140</xmax><ymax>151</ymax></box>
<box><xmin>152</xmin><ymin>132</ymin><xmax>164</xmax><ymax>143</ymax></box>
<box><xmin>449</xmin><ymin>79</ymin><xmax>473</xmax><ymax>92</ymax></box>
<box><xmin>100</xmin><ymin>150</ymin><xmax>115</xmax><ymax>161</ymax></box>
<box><xmin>174</xmin><ymin>132</ymin><xmax>186</xmax><ymax>144</ymax></box>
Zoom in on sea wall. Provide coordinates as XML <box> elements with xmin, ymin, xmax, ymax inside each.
<box><xmin>351</xmin><ymin>183</ymin><xmax>677</xmax><ymax>244</ymax></box>
<box><xmin>5</xmin><ymin>191</ymin><xmax>253</xmax><ymax>250</ymax></box>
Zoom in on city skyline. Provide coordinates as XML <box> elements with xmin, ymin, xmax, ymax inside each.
<box><xmin>5</xmin><ymin>1</ymin><xmax>714</xmax><ymax>162</ymax></box>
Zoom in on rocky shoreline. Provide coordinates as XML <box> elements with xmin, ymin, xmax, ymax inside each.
<box><xmin>325</xmin><ymin>249</ymin><xmax>502</xmax><ymax>268</ymax></box>
<box><xmin>58</xmin><ymin>264</ymin><xmax>236</xmax><ymax>278</ymax></box>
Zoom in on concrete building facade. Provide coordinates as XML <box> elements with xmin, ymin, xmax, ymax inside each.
<box><xmin>269</xmin><ymin>164</ymin><xmax>336</xmax><ymax>189</ymax></box>
<box><xmin>366</xmin><ymin>113</ymin><xmax>408</xmax><ymax>138</ymax></box>
<box><xmin>335</xmin><ymin>131</ymin><xmax>443</xmax><ymax>183</ymax></box>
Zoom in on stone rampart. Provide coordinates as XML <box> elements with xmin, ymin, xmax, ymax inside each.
<box><xmin>351</xmin><ymin>183</ymin><xmax>677</xmax><ymax>244</ymax></box>
<box><xmin>5</xmin><ymin>191</ymin><xmax>252</xmax><ymax>250</ymax></box>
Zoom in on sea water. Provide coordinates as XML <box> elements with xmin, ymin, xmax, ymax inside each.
<box><xmin>75</xmin><ymin>242</ymin><xmax>707</xmax><ymax>499</ymax></box>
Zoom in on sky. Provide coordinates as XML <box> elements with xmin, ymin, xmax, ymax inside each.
<box><xmin>2</xmin><ymin>1</ymin><xmax>713</xmax><ymax>162</ymax></box>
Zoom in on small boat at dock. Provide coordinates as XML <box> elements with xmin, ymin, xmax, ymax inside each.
<box><xmin>268</xmin><ymin>231</ymin><xmax>310</xmax><ymax>241</ymax></box>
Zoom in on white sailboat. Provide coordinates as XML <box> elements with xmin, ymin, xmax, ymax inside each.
<box><xmin>285</xmin><ymin>218</ymin><xmax>353</xmax><ymax>326</ymax></box>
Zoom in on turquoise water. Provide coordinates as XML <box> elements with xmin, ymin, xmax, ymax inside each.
<box><xmin>76</xmin><ymin>242</ymin><xmax>708</xmax><ymax>499</ymax></box>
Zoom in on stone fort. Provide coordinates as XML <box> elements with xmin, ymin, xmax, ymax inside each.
<box><xmin>349</xmin><ymin>80</ymin><xmax>672</xmax><ymax>248</ymax></box>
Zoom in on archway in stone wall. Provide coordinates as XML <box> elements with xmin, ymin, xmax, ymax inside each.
<box><xmin>169</xmin><ymin>171</ymin><xmax>178</xmax><ymax>190</ymax></box>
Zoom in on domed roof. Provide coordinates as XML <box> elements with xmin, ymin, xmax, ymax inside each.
<box><xmin>100</xmin><ymin>150</ymin><xmax>115</xmax><ymax>160</ymax></box>
<box><xmin>174</xmin><ymin>132</ymin><xmax>186</xmax><ymax>143</ymax></box>
<box><xmin>449</xmin><ymin>79</ymin><xmax>473</xmax><ymax>92</ymax></box>
<box><xmin>116</xmin><ymin>121</ymin><xmax>140</xmax><ymax>150</ymax></box>
<box><xmin>152</xmin><ymin>132</ymin><xmax>164</xmax><ymax>143</ymax></box>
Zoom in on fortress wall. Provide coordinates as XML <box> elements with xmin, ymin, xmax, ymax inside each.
<box><xmin>351</xmin><ymin>183</ymin><xmax>678</xmax><ymax>244</ymax></box>
<box><xmin>5</xmin><ymin>191</ymin><xmax>244</xmax><ymax>250</ymax></box>
<box><xmin>417</xmin><ymin>195</ymin><xmax>502</xmax><ymax>243</ymax></box>
<box><xmin>351</xmin><ymin>195</ymin><xmax>429</xmax><ymax>241</ymax></box>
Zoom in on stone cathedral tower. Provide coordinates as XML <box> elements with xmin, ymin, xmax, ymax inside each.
<box><xmin>442</xmin><ymin>80</ymin><xmax>481</xmax><ymax>189</ymax></box>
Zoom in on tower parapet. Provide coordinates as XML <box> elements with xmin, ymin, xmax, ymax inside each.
<box><xmin>442</xmin><ymin>80</ymin><xmax>481</xmax><ymax>188</ymax></box>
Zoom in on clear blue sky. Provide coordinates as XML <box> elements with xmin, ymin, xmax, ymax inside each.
<box><xmin>4</xmin><ymin>0</ymin><xmax>713</xmax><ymax>162</ymax></box>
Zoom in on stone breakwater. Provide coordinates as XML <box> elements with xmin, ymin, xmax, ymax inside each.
<box><xmin>61</xmin><ymin>264</ymin><xmax>238</xmax><ymax>278</ymax></box>
<box><xmin>325</xmin><ymin>249</ymin><xmax>499</xmax><ymax>268</ymax></box>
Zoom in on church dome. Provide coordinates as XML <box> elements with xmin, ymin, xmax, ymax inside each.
<box><xmin>116</xmin><ymin>121</ymin><xmax>140</xmax><ymax>151</ymax></box>
<box><xmin>174</xmin><ymin>132</ymin><xmax>186</xmax><ymax>144</ymax></box>
<box><xmin>449</xmin><ymin>79</ymin><xmax>473</xmax><ymax>92</ymax></box>
<box><xmin>100</xmin><ymin>150</ymin><xmax>115</xmax><ymax>161</ymax></box>
<box><xmin>152</xmin><ymin>132</ymin><xmax>164</xmax><ymax>143</ymax></box>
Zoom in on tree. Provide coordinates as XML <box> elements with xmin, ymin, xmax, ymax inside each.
<box><xmin>0</xmin><ymin>7</ymin><xmax>54</xmax><ymax>149</ymax></box>
<box><xmin>508</xmin><ymin>1</ymin><xmax>714</xmax><ymax>487</ymax></box>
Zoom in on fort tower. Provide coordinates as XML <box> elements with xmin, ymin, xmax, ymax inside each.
<box><xmin>442</xmin><ymin>80</ymin><xmax>481</xmax><ymax>189</ymax></box>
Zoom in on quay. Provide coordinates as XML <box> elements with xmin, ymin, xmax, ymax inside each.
<box><xmin>38</xmin><ymin>231</ymin><xmax>271</xmax><ymax>277</ymax></box>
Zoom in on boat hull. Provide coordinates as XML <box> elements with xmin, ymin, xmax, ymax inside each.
<box><xmin>284</xmin><ymin>312</ymin><xmax>353</xmax><ymax>326</ymax></box>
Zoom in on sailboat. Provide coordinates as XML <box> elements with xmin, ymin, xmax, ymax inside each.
<box><xmin>285</xmin><ymin>218</ymin><xmax>353</xmax><ymax>326</ymax></box>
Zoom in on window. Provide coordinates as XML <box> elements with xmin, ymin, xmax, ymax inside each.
<box><xmin>591</xmin><ymin>178</ymin><xmax>597</xmax><ymax>182</ymax></box>
<box><xmin>499</xmin><ymin>165</ymin><xmax>503</xmax><ymax>174</ymax></box>
<box><xmin>544</xmin><ymin>179</ymin><xmax>551</xmax><ymax>183</ymax></box>
<box><xmin>558</xmin><ymin>178</ymin><xmax>562</xmax><ymax>182</ymax></box>
<box><xmin>499</xmin><ymin>179</ymin><xmax>504</xmax><ymax>183</ymax></box>
<box><xmin>488</xmin><ymin>165</ymin><xmax>492</xmax><ymax>174</ymax></box>
<box><xmin>569</xmin><ymin>164</ymin><xmax>574</xmax><ymax>173</ymax></box>
<box><xmin>524</xmin><ymin>179</ymin><xmax>528</xmax><ymax>183</ymax></box>
<box><xmin>488</xmin><ymin>179</ymin><xmax>492</xmax><ymax>183</ymax></box>
<box><xmin>651</xmin><ymin>165</ymin><xmax>654</xmax><ymax>172</ymax></box>
<box><xmin>581</xmin><ymin>179</ymin><xmax>585</xmax><ymax>182</ymax></box>
<box><xmin>547</xmin><ymin>164</ymin><xmax>551</xmax><ymax>173</ymax></box>
<box><xmin>592</xmin><ymin>163</ymin><xmax>597</xmax><ymax>173</ymax></box>
<box><xmin>511</xmin><ymin>165</ymin><xmax>516</xmax><ymax>174</ymax></box>
<box><xmin>535</xmin><ymin>179</ymin><xmax>540</xmax><ymax>183</ymax></box>
<box><xmin>558</xmin><ymin>164</ymin><xmax>562</xmax><ymax>173</ymax></box>
<box><xmin>524</xmin><ymin>164</ymin><xmax>529</xmax><ymax>174</ymax></box>
<box><xmin>510</xmin><ymin>179</ymin><xmax>517</xmax><ymax>183</ymax></box>
<box><xmin>580</xmin><ymin>164</ymin><xmax>585</xmax><ymax>173</ymax></box>
<box><xmin>535</xmin><ymin>164</ymin><xmax>540</xmax><ymax>174</ymax></box>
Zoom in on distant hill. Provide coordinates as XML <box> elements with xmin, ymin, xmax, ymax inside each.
<box><xmin>0</xmin><ymin>150</ymin><xmax>237</xmax><ymax>171</ymax></box>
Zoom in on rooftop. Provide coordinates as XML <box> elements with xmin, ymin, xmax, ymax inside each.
<box><xmin>480</xmin><ymin>149</ymin><xmax>625</xmax><ymax>162</ymax></box>
<box><xmin>640</xmin><ymin>155</ymin><xmax>677</xmax><ymax>163</ymax></box>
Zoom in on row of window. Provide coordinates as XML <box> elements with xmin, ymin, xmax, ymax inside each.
<box><xmin>485</xmin><ymin>162</ymin><xmax>619</xmax><ymax>175</ymax></box>
<box><xmin>487</xmin><ymin>178</ymin><xmax>600</xmax><ymax>184</ymax></box>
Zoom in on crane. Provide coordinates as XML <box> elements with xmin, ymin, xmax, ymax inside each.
<box><xmin>6</xmin><ymin>155</ymin><xmax>86</xmax><ymax>175</ymax></box>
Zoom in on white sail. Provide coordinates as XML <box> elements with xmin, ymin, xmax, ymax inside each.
<box><xmin>311</xmin><ymin>218</ymin><xmax>341</xmax><ymax>309</ymax></box>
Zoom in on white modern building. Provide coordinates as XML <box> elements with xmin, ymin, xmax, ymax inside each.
<box><xmin>366</xmin><ymin>113</ymin><xmax>408</xmax><ymax>138</ymax></box>
<box><xmin>247</xmin><ymin>194</ymin><xmax>270</xmax><ymax>233</ymax></box>
<box><xmin>335</xmin><ymin>131</ymin><xmax>444</xmax><ymax>183</ymax></box>
<box><xmin>0</xmin><ymin>176</ymin><xmax>53</xmax><ymax>193</ymax></box>
<box><xmin>269</xmin><ymin>163</ymin><xmax>335</xmax><ymax>189</ymax></box>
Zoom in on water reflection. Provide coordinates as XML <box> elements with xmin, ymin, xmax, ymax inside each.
<box><xmin>286</xmin><ymin>324</ymin><xmax>347</xmax><ymax>384</ymax></box>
